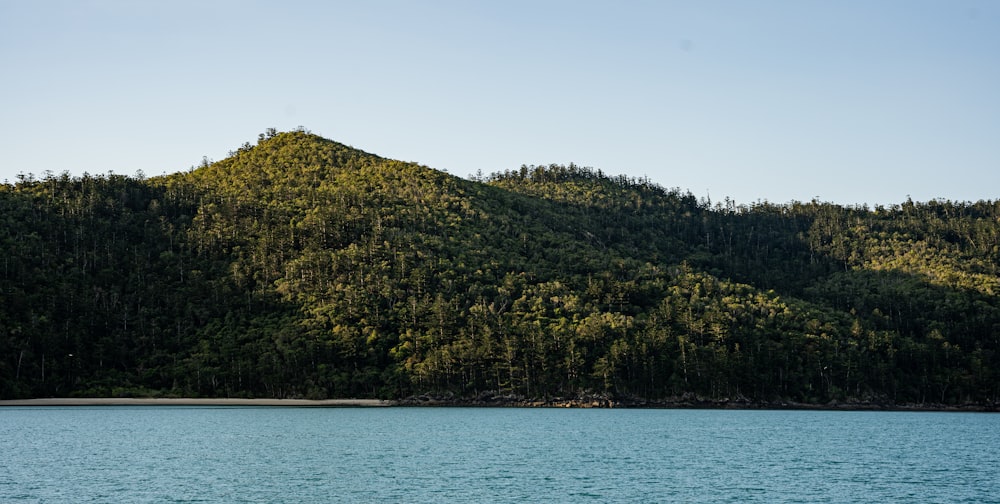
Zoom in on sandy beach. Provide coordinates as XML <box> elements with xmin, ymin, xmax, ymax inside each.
<box><xmin>0</xmin><ymin>398</ymin><xmax>395</xmax><ymax>407</ymax></box>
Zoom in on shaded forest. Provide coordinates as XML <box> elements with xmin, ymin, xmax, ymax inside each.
<box><xmin>2</xmin><ymin>130</ymin><xmax>998</xmax><ymax>406</ymax></box>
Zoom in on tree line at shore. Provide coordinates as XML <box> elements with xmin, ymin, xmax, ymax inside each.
<box><xmin>2</xmin><ymin>130</ymin><xmax>998</xmax><ymax>405</ymax></box>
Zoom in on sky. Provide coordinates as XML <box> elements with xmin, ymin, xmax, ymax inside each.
<box><xmin>1</xmin><ymin>0</ymin><xmax>998</xmax><ymax>206</ymax></box>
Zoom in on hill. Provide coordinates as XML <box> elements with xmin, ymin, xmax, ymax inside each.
<box><xmin>2</xmin><ymin>129</ymin><xmax>998</xmax><ymax>406</ymax></box>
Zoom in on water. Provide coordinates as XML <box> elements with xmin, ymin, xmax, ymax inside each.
<box><xmin>1</xmin><ymin>407</ymin><xmax>998</xmax><ymax>503</ymax></box>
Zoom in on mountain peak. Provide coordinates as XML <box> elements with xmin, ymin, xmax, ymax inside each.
<box><xmin>174</xmin><ymin>129</ymin><xmax>387</xmax><ymax>193</ymax></box>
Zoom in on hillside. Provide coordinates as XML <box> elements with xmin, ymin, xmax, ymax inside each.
<box><xmin>2</xmin><ymin>130</ymin><xmax>998</xmax><ymax>406</ymax></box>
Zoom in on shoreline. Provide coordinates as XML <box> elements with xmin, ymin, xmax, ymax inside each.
<box><xmin>0</xmin><ymin>396</ymin><xmax>995</xmax><ymax>411</ymax></box>
<box><xmin>0</xmin><ymin>398</ymin><xmax>395</xmax><ymax>407</ymax></box>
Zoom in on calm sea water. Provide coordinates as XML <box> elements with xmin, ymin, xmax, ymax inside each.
<box><xmin>1</xmin><ymin>407</ymin><xmax>998</xmax><ymax>503</ymax></box>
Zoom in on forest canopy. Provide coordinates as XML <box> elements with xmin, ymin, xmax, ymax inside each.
<box><xmin>2</xmin><ymin>130</ymin><xmax>998</xmax><ymax>406</ymax></box>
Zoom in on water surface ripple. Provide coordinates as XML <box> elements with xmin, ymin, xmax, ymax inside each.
<box><xmin>1</xmin><ymin>407</ymin><xmax>997</xmax><ymax>502</ymax></box>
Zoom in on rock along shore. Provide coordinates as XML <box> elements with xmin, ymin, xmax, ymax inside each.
<box><xmin>395</xmin><ymin>391</ymin><xmax>1000</xmax><ymax>412</ymax></box>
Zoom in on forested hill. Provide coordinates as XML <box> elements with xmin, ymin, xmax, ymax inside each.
<box><xmin>3</xmin><ymin>130</ymin><xmax>999</xmax><ymax>407</ymax></box>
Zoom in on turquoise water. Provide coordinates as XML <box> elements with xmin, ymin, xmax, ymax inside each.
<box><xmin>1</xmin><ymin>407</ymin><xmax>998</xmax><ymax>502</ymax></box>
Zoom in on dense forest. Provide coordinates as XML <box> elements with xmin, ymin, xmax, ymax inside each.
<box><xmin>2</xmin><ymin>129</ymin><xmax>998</xmax><ymax>407</ymax></box>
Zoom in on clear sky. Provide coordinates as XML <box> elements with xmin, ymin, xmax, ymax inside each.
<box><xmin>2</xmin><ymin>1</ymin><xmax>998</xmax><ymax>206</ymax></box>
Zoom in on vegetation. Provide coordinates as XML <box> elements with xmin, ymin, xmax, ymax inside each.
<box><xmin>2</xmin><ymin>130</ymin><xmax>998</xmax><ymax>406</ymax></box>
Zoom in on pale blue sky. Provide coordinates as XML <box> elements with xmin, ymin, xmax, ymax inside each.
<box><xmin>2</xmin><ymin>1</ymin><xmax>998</xmax><ymax>205</ymax></box>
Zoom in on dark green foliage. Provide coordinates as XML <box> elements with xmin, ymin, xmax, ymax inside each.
<box><xmin>2</xmin><ymin>131</ymin><xmax>998</xmax><ymax>405</ymax></box>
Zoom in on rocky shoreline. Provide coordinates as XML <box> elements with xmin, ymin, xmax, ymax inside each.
<box><xmin>396</xmin><ymin>391</ymin><xmax>1000</xmax><ymax>412</ymax></box>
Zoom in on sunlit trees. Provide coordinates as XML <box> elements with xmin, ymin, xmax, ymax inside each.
<box><xmin>1</xmin><ymin>130</ymin><xmax>997</xmax><ymax>405</ymax></box>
